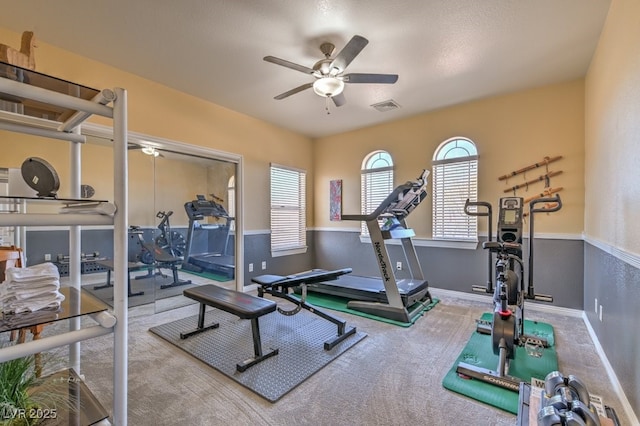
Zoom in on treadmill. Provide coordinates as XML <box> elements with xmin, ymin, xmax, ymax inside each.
<box><xmin>182</xmin><ymin>194</ymin><xmax>235</xmax><ymax>279</ymax></box>
<box><xmin>308</xmin><ymin>170</ymin><xmax>432</xmax><ymax>322</ymax></box>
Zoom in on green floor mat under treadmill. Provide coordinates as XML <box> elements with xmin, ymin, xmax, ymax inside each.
<box><xmin>301</xmin><ymin>291</ymin><xmax>439</xmax><ymax>327</ymax></box>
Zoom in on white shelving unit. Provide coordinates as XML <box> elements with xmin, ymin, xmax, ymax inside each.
<box><xmin>0</xmin><ymin>67</ymin><xmax>128</xmax><ymax>425</ymax></box>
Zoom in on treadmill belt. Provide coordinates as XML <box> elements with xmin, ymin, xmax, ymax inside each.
<box><xmin>307</xmin><ymin>274</ymin><xmax>428</xmax><ymax>305</ymax></box>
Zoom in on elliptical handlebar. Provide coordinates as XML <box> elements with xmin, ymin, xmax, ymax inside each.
<box><xmin>464</xmin><ymin>198</ymin><xmax>494</xmax><ymax>293</ymax></box>
<box><xmin>529</xmin><ymin>194</ymin><xmax>562</xmax><ymax>213</ymax></box>
<box><xmin>464</xmin><ymin>199</ymin><xmax>492</xmax><ymax>218</ymax></box>
<box><xmin>527</xmin><ymin>193</ymin><xmax>562</xmax><ymax>300</ymax></box>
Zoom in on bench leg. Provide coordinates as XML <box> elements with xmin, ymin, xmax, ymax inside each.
<box><xmin>93</xmin><ymin>269</ymin><xmax>113</xmax><ymax>290</ymax></box>
<box><xmin>264</xmin><ymin>286</ymin><xmax>356</xmax><ymax>350</ymax></box>
<box><xmin>180</xmin><ymin>303</ymin><xmax>219</xmax><ymax>339</ymax></box>
<box><xmin>94</xmin><ymin>268</ymin><xmax>144</xmax><ymax>297</ymax></box>
<box><xmin>236</xmin><ymin>317</ymin><xmax>279</xmax><ymax>372</ymax></box>
<box><xmin>159</xmin><ymin>265</ymin><xmax>192</xmax><ymax>289</ymax></box>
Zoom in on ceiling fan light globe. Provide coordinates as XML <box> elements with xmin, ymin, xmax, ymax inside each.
<box><xmin>313</xmin><ymin>77</ymin><xmax>344</xmax><ymax>97</ymax></box>
<box><xmin>142</xmin><ymin>146</ymin><xmax>160</xmax><ymax>157</ymax></box>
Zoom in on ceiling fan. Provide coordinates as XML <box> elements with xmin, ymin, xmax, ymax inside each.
<box><xmin>263</xmin><ymin>35</ymin><xmax>398</xmax><ymax>109</ymax></box>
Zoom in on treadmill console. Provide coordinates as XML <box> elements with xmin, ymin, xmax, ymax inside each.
<box><xmin>497</xmin><ymin>197</ymin><xmax>523</xmax><ymax>243</ymax></box>
<box><xmin>184</xmin><ymin>194</ymin><xmax>230</xmax><ymax>220</ymax></box>
<box><xmin>387</xmin><ymin>169</ymin><xmax>430</xmax><ymax>220</ymax></box>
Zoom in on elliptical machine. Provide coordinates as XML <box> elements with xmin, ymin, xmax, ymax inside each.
<box><xmin>456</xmin><ymin>194</ymin><xmax>562</xmax><ymax>391</ymax></box>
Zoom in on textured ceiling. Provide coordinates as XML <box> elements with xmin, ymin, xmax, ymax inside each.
<box><xmin>0</xmin><ymin>1</ymin><xmax>610</xmax><ymax>138</ymax></box>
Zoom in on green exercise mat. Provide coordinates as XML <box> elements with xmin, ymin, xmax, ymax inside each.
<box><xmin>301</xmin><ymin>291</ymin><xmax>439</xmax><ymax>327</ymax></box>
<box><xmin>180</xmin><ymin>268</ymin><xmax>233</xmax><ymax>282</ymax></box>
<box><xmin>442</xmin><ymin>313</ymin><xmax>558</xmax><ymax>414</ymax></box>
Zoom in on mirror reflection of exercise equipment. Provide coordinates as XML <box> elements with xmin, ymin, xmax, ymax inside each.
<box><xmin>308</xmin><ymin>170</ymin><xmax>432</xmax><ymax>323</ymax></box>
<box><xmin>182</xmin><ymin>194</ymin><xmax>235</xmax><ymax>279</ymax></box>
<box><xmin>456</xmin><ymin>194</ymin><xmax>562</xmax><ymax>392</ymax></box>
<box><xmin>130</xmin><ymin>209</ymin><xmax>191</xmax><ymax>289</ymax></box>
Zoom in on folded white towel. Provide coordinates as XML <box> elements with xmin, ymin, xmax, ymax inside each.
<box><xmin>1</xmin><ymin>262</ymin><xmax>64</xmax><ymax>314</ymax></box>
<box><xmin>5</xmin><ymin>262</ymin><xmax>60</xmax><ymax>282</ymax></box>
<box><xmin>4</xmin><ymin>291</ymin><xmax>65</xmax><ymax>313</ymax></box>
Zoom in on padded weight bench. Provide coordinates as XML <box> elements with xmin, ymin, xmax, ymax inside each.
<box><xmin>252</xmin><ymin>268</ymin><xmax>357</xmax><ymax>350</ymax></box>
<box><xmin>181</xmin><ymin>284</ymin><xmax>278</xmax><ymax>372</ymax></box>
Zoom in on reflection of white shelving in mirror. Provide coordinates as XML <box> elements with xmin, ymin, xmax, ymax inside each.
<box><xmin>0</xmin><ymin>167</ymin><xmax>35</xmax><ymax>247</ymax></box>
<box><xmin>9</xmin><ymin>166</ymin><xmax>38</xmax><ymax>197</ymax></box>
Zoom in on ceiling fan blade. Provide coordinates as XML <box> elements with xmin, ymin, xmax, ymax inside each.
<box><xmin>332</xmin><ymin>92</ymin><xmax>346</xmax><ymax>107</ymax></box>
<box><xmin>330</xmin><ymin>35</ymin><xmax>369</xmax><ymax>73</ymax></box>
<box><xmin>343</xmin><ymin>73</ymin><xmax>398</xmax><ymax>84</ymax></box>
<box><xmin>274</xmin><ymin>82</ymin><xmax>314</xmax><ymax>100</ymax></box>
<box><xmin>263</xmin><ymin>56</ymin><xmax>315</xmax><ymax>74</ymax></box>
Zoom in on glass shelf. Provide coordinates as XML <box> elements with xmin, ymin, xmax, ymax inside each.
<box><xmin>0</xmin><ymin>60</ymin><xmax>100</xmax><ymax>122</ymax></box>
<box><xmin>33</xmin><ymin>368</ymin><xmax>110</xmax><ymax>426</ymax></box>
<box><xmin>0</xmin><ymin>287</ymin><xmax>109</xmax><ymax>334</ymax></box>
<box><xmin>0</xmin><ymin>195</ymin><xmax>109</xmax><ymax>205</ymax></box>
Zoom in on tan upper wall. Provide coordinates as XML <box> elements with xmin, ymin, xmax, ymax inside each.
<box><xmin>0</xmin><ymin>27</ymin><xmax>314</xmax><ymax>231</ymax></box>
<box><xmin>314</xmin><ymin>80</ymin><xmax>585</xmax><ymax>237</ymax></box>
<box><xmin>585</xmin><ymin>0</ymin><xmax>640</xmax><ymax>254</ymax></box>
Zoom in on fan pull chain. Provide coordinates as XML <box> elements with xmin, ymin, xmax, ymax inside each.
<box><xmin>325</xmin><ymin>96</ymin><xmax>331</xmax><ymax>114</ymax></box>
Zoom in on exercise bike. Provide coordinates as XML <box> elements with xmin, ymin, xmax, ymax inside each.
<box><xmin>130</xmin><ymin>210</ymin><xmax>192</xmax><ymax>289</ymax></box>
<box><xmin>456</xmin><ymin>194</ymin><xmax>562</xmax><ymax>392</ymax></box>
<box><xmin>155</xmin><ymin>210</ymin><xmax>187</xmax><ymax>258</ymax></box>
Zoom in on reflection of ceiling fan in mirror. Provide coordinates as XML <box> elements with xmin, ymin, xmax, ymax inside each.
<box><xmin>263</xmin><ymin>35</ymin><xmax>398</xmax><ymax>111</ymax></box>
<box><xmin>128</xmin><ymin>143</ymin><xmax>164</xmax><ymax>158</ymax></box>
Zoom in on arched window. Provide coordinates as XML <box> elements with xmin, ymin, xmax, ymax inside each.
<box><xmin>361</xmin><ymin>150</ymin><xmax>393</xmax><ymax>235</ymax></box>
<box><xmin>432</xmin><ymin>137</ymin><xmax>478</xmax><ymax>240</ymax></box>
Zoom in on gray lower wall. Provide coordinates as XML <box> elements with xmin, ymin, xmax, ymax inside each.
<box><xmin>25</xmin><ymin>228</ymin><xmax>314</xmax><ymax>286</ymax></box>
<box><xmin>26</xmin><ymin>229</ymin><xmax>116</xmax><ymax>265</ymax></box>
<box><xmin>26</xmin><ymin>228</ymin><xmax>583</xmax><ymax>308</ymax></box>
<box><xmin>314</xmin><ymin>230</ymin><xmax>584</xmax><ymax>310</ymax></box>
<box><xmin>243</xmin><ymin>231</ymin><xmax>315</xmax><ymax>285</ymax></box>
<box><xmin>584</xmin><ymin>242</ymin><xmax>639</xmax><ymax>413</ymax></box>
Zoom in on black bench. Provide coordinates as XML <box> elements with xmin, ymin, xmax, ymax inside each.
<box><xmin>181</xmin><ymin>284</ymin><xmax>278</xmax><ymax>372</ymax></box>
<box><xmin>93</xmin><ymin>260</ymin><xmax>149</xmax><ymax>297</ymax></box>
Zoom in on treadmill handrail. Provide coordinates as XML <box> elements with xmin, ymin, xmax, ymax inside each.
<box><xmin>341</xmin><ymin>171</ymin><xmax>428</xmax><ymax>222</ymax></box>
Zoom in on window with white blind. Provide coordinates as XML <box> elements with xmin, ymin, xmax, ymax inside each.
<box><xmin>361</xmin><ymin>151</ymin><xmax>394</xmax><ymax>235</ymax></box>
<box><xmin>270</xmin><ymin>164</ymin><xmax>307</xmax><ymax>256</ymax></box>
<box><xmin>432</xmin><ymin>137</ymin><xmax>478</xmax><ymax>240</ymax></box>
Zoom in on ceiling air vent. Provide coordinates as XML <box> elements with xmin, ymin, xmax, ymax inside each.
<box><xmin>371</xmin><ymin>99</ymin><xmax>401</xmax><ymax>112</ymax></box>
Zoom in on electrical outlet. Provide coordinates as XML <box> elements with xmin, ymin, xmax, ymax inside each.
<box><xmin>248</xmin><ymin>263</ymin><xmax>253</xmax><ymax>272</ymax></box>
<box><xmin>261</xmin><ymin>261</ymin><xmax>267</xmax><ymax>270</ymax></box>
<box><xmin>44</xmin><ymin>253</ymin><xmax>51</xmax><ymax>261</ymax></box>
<box><xmin>396</xmin><ymin>261</ymin><xmax>402</xmax><ymax>271</ymax></box>
<box><xmin>595</xmin><ymin>298</ymin><xmax>598</xmax><ymax>313</ymax></box>
<box><xmin>599</xmin><ymin>305</ymin><xmax>603</xmax><ymax>322</ymax></box>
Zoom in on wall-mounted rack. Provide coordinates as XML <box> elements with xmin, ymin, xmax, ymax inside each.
<box><xmin>503</xmin><ymin>170</ymin><xmax>563</xmax><ymax>193</ymax></box>
<box><xmin>498</xmin><ymin>155</ymin><xmax>563</xmax><ymax>181</ymax></box>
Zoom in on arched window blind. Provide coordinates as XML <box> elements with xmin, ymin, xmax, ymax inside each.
<box><xmin>432</xmin><ymin>137</ymin><xmax>478</xmax><ymax>240</ymax></box>
<box><xmin>361</xmin><ymin>151</ymin><xmax>393</xmax><ymax>235</ymax></box>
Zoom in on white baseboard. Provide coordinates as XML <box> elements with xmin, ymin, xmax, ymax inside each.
<box><xmin>429</xmin><ymin>286</ymin><xmax>584</xmax><ymax>317</ymax></box>
<box><xmin>430</xmin><ymin>286</ymin><xmax>637</xmax><ymax>424</ymax></box>
<box><xmin>582</xmin><ymin>312</ymin><xmax>639</xmax><ymax>425</ymax></box>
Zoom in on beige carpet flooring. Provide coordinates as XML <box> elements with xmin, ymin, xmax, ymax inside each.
<box><xmin>6</xmin><ymin>283</ymin><xmax>632</xmax><ymax>426</ymax></box>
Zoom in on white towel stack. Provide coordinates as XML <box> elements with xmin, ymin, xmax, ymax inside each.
<box><xmin>0</xmin><ymin>262</ymin><xmax>65</xmax><ymax>314</ymax></box>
